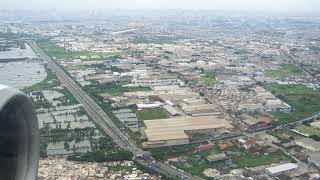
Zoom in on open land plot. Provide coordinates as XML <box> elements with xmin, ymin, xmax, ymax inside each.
<box><xmin>173</xmin><ymin>145</ymin><xmax>291</xmax><ymax>178</ymax></box>
<box><xmin>150</xmin><ymin>144</ymin><xmax>196</xmax><ymax>161</ymax></box>
<box><xmin>264</xmin><ymin>84</ymin><xmax>320</xmax><ymax>124</ymax></box>
<box><xmin>296</xmin><ymin>125</ymin><xmax>320</xmax><ymax>138</ymax></box>
<box><xmin>137</xmin><ymin>107</ymin><xmax>170</xmax><ymax>121</ymax></box>
<box><xmin>200</xmin><ymin>74</ymin><xmax>217</xmax><ymax>86</ymax></box>
<box><xmin>37</xmin><ymin>39</ymin><xmax>120</xmax><ymax>60</ymax></box>
<box><xmin>267</xmin><ymin>129</ymin><xmax>300</xmax><ymax>143</ymax></box>
<box><xmin>107</xmin><ymin>86</ymin><xmax>151</xmax><ymax>96</ymax></box>
<box><xmin>265</xmin><ymin>64</ymin><xmax>303</xmax><ymax>80</ymax></box>
<box><xmin>231</xmin><ymin>150</ymin><xmax>289</xmax><ymax>168</ymax></box>
<box><xmin>87</xmin><ymin>82</ymin><xmax>151</xmax><ymax>96</ymax></box>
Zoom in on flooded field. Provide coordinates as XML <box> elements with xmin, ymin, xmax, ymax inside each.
<box><xmin>0</xmin><ymin>43</ymin><xmax>37</xmax><ymax>60</ymax></box>
<box><xmin>30</xmin><ymin>89</ymin><xmax>102</xmax><ymax>155</ymax></box>
<box><xmin>0</xmin><ymin>43</ymin><xmax>46</xmax><ymax>88</ymax></box>
<box><xmin>0</xmin><ymin>42</ymin><xmax>105</xmax><ymax>156</ymax></box>
<box><xmin>46</xmin><ymin>140</ymin><xmax>91</xmax><ymax>155</ymax></box>
<box><xmin>0</xmin><ymin>60</ymin><xmax>46</xmax><ymax>88</ymax></box>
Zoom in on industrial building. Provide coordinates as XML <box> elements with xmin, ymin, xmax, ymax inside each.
<box><xmin>265</xmin><ymin>163</ymin><xmax>298</xmax><ymax>176</ymax></box>
<box><xmin>216</xmin><ymin>75</ymin><xmax>255</xmax><ymax>86</ymax></box>
<box><xmin>113</xmin><ymin>109</ymin><xmax>139</xmax><ymax>132</ymax></box>
<box><xmin>247</xmin><ymin>117</ymin><xmax>275</xmax><ymax>132</ymax></box>
<box><xmin>207</xmin><ymin>153</ymin><xmax>227</xmax><ymax>163</ymax></box>
<box><xmin>142</xmin><ymin>116</ymin><xmax>233</xmax><ymax>148</ymax></box>
<box><xmin>131</xmin><ymin>74</ymin><xmax>179</xmax><ymax>87</ymax></box>
<box><xmin>295</xmin><ymin>138</ymin><xmax>320</xmax><ymax>151</ymax></box>
<box><xmin>180</xmin><ymin>103</ymin><xmax>222</xmax><ymax>117</ymax></box>
<box><xmin>163</xmin><ymin>105</ymin><xmax>181</xmax><ymax>116</ymax></box>
<box><xmin>308</xmin><ymin>152</ymin><xmax>320</xmax><ymax>168</ymax></box>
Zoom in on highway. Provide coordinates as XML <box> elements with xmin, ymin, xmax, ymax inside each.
<box><xmin>27</xmin><ymin>41</ymin><xmax>201</xmax><ymax>180</ymax></box>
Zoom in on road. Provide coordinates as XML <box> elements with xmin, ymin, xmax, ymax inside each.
<box><xmin>275</xmin><ymin>112</ymin><xmax>320</xmax><ymax>129</ymax></box>
<box><xmin>27</xmin><ymin>41</ymin><xmax>201</xmax><ymax>180</ymax></box>
<box><xmin>30</xmin><ymin>39</ymin><xmax>319</xmax><ymax>180</ymax></box>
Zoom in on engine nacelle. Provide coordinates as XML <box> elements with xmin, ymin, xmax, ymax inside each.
<box><xmin>0</xmin><ymin>85</ymin><xmax>39</xmax><ymax>180</ymax></box>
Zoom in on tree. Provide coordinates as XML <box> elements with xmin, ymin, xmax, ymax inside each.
<box><xmin>64</xmin><ymin>142</ymin><xmax>70</xmax><ymax>151</ymax></box>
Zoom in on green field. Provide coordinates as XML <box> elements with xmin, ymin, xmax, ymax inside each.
<box><xmin>296</xmin><ymin>125</ymin><xmax>320</xmax><ymax>137</ymax></box>
<box><xmin>264</xmin><ymin>84</ymin><xmax>320</xmax><ymax>124</ymax></box>
<box><xmin>37</xmin><ymin>39</ymin><xmax>120</xmax><ymax>60</ymax></box>
<box><xmin>268</xmin><ymin>129</ymin><xmax>300</xmax><ymax>143</ymax></box>
<box><xmin>109</xmin><ymin>86</ymin><xmax>150</xmax><ymax>96</ymax></box>
<box><xmin>150</xmin><ymin>144</ymin><xmax>196</xmax><ymax>161</ymax></box>
<box><xmin>173</xmin><ymin>145</ymin><xmax>290</xmax><ymax>178</ymax></box>
<box><xmin>136</xmin><ymin>107</ymin><xmax>170</xmax><ymax>121</ymax></box>
<box><xmin>231</xmin><ymin>150</ymin><xmax>288</xmax><ymax>168</ymax></box>
<box><xmin>108</xmin><ymin>86</ymin><xmax>151</xmax><ymax>96</ymax></box>
<box><xmin>86</xmin><ymin>82</ymin><xmax>151</xmax><ymax>96</ymax></box>
<box><xmin>200</xmin><ymin>74</ymin><xmax>217</xmax><ymax>86</ymax></box>
<box><xmin>265</xmin><ymin>64</ymin><xmax>302</xmax><ymax>80</ymax></box>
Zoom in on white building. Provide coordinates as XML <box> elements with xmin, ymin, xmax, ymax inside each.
<box><xmin>131</xmin><ymin>75</ymin><xmax>179</xmax><ymax>87</ymax></box>
<box><xmin>265</xmin><ymin>163</ymin><xmax>298</xmax><ymax>176</ymax></box>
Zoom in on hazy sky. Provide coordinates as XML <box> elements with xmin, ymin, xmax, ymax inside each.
<box><xmin>2</xmin><ymin>0</ymin><xmax>320</xmax><ymax>13</ymax></box>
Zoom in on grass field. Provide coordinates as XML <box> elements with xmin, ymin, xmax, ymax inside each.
<box><xmin>87</xmin><ymin>82</ymin><xmax>151</xmax><ymax>96</ymax></box>
<box><xmin>231</xmin><ymin>150</ymin><xmax>288</xmax><ymax>168</ymax></box>
<box><xmin>296</xmin><ymin>125</ymin><xmax>320</xmax><ymax>137</ymax></box>
<box><xmin>174</xmin><ymin>145</ymin><xmax>290</xmax><ymax>178</ymax></box>
<box><xmin>108</xmin><ymin>86</ymin><xmax>151</xmax><ymax>96</ymax></box>
<box><xmin>136</xmin><ymin>107</ymin><xmax>170</xmax><ymax>121</ymax></box>
<box><xmin>37</xmin><ymin>39</ymin><xmax>120</xmax><ymax>60</ymax></box>
<box><xmin>264</xmin><ymin>84</ymin><xmax>320</xmax><ymax>124</ymax></box>
<box><xmin>268</xmin><ymin>129</ymin><xmax>300</xmax><ymax>143</ymax></box>
<box><xmin>106</xmin><ymin>82</ymin><xmax>151</xmax><ymax>96</ymax></box>
<box><xmin>265</xmin><ymin>64</ymin><xmax>302</xmax><ymax>80</ymax></box>
<box><xmin>200</xmin><ymin>74</ymin><xmax>217</xmax><ymax>86</ymax></box>
<box><xmin>150</xmin><ymin>144</ymin><xmax>196</xmax><ymax>161</ymax></box>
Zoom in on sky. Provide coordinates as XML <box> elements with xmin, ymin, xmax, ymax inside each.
<box><xmin>1</xmin><ymin>0</ymin><xmax>320</xmax><ymax>13</ymax></box>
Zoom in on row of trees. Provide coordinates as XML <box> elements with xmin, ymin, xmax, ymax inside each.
<box><xmin>67</xmin><ymin>137</ymin><xmax>133</xmax><ymax>162</ymax></box>
<box><xmin>67</xmin><ymin>149</ymin><xmax>133</xmax><ymax>163</ymax></box>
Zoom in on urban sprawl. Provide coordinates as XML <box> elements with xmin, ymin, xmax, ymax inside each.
<box><xmin>1</xmin><ymin>10</ymin><xmax>320</xmax><ymax>179</ymax></box>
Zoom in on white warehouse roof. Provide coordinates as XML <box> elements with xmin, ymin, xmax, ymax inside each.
<box><xmin>265</xmin><ymin>163</ymin><xmax>298</xmax><ymax>175</ymax></box>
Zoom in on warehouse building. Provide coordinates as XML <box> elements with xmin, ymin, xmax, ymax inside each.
<box><xmin>180</xmin><ymin>104</ymin><xmax>222</xmax><ymax>117</ymax></box>
<box><xmin>131</xmin><ymin>75</ymin><xmax>179</xmax><ymax>87</ymax></box>
<box><xmin>308</xmin><ymin>152</ymin><xmax>320</xmax><ymax>168</ymax></box>
<box><xmin>265</xmin><ymin>163</ymin><xmax>298</xmax><ymax>176</ymax></box>
<box><xmin>142</xmin><ymin>116</ymin><xmax>233</xmax><ymax>148</ymax></box>
<box><xmin>295</xmin><ymin>138</ymin><xmax>320</xmax><ymax>151</ymax></box>
<box><xmin>113</xmin><ymin>109</ymin><xmax>139</xmax><ymax>132</ymax></box>
<box><xmin>163</xmin><ymin>105</ymin><xmax>181</xmax><ymax>116</ymax></box>
<box><xmin>207</xmin><ymin>153</ymin><xmax>227</xmax><ymax>163</ymax></box>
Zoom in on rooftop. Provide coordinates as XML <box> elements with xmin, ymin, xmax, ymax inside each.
<box><xmin>265</xmin><ymin>163</ymin><xmax>298</xmax><ymax>175</ymax></box>
<box><xmin>144</xmin><ymin>116</ymin><xmax>232</xmax><ymax>142</ymax></box>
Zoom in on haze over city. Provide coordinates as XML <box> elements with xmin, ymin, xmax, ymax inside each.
<box><xmin>1</xmin><ymin>0</ymin><xmax>320</xmax><ymax>13</ymax></box>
